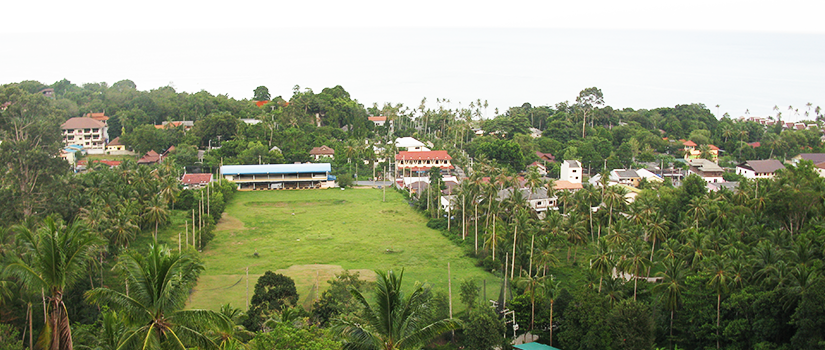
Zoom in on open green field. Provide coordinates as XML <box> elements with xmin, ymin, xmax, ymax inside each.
<box><xmin>185</xmin><ymin>188</ymin><xmax>499</xmax><ymax>311</ymax></box>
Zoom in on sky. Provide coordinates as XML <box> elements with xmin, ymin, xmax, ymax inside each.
<box><xmin>2</xmin><ymin>1</ymin><xmax>824</xmax><ymax>121</ymax></box>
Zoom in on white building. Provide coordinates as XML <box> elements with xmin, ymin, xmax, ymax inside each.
<box><xmin>560</xmin><ymin>160</ymin><xmax>582</xmax><ymax>184</ymax></box>
<box><xmin>395</xmin><ymin>137</ymin><xmax>430</xmax><ymax>152</ymax></box>
<box><xmin>61</xmin><ymin>117</ymin><xmax>108</xmax><ymax>154</ymax></box>
<box><xmin>736</xmin><ymin>160</ymin><xmax>785</xmax><ymax>179</ymax></box>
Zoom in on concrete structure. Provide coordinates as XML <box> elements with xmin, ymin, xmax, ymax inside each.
<box><xmin>560</xmin><ymin>160</ymin><xmax>582</xmax><ymax>184</ymax></box>
<box><xmin>220</xmin><ymin>163</ymin><xmax>334</xmax><ymax>190</ymax></box>
<box><xmin>528</xmin><ymin>162</ymin><xmax>547</xmax><ymax>176</ymax></box>
<box><xmin>687</xmin><ymin>158</ymin><xmax>725</xmax><ymax>183</ymax></box>
<box><xmin>395</xmin><ymin>150</ymin><xmax>453</xmax><ymax>173</ymax></box>
<box><xmin>61</xmin><ymin>117</ymin><xmax>108</xmax><ymax>154</ymax></box>
<box><xmin>310</xmin><ymin>145</ymin><xmax>335</xmax><ymax>160</ymax></box>
<box><xmin>736</xmin><ymin>159</ymin><xmax>785</xmax><ymax>179</ymax></box>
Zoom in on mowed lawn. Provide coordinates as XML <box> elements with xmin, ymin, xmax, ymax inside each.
<box><xmin>187</xmin><ymin>188</ymin><xmax>499</xmax><ymax>311</ymax></box>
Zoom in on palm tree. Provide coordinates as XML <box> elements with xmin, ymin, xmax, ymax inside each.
<box><xmin>706</xmin><ymin>257</ymin><xmax>731</xmax><ymax>350</ymax></box>
<box><xmin>591</xmin><ymin>239</ymin><xmax>614</xmax><ymax>293</ymax></box>
<box><xmin>143</xmin><ymin>195</ymin><xmax>170</xmax><ymax>240</ymax></box>
<box><xmin>653</xmin><ymin>258</ymin><xmax>686</xmax><ymax>345</ymax></box>
<box><xmin>334</xmin><ymin>269</ymin><xmax>461</xmax><ymax>350</ymax></box>
<box><xmin>545</xmin><ymin>277</ymin><xmax>562</xmax><ymax>347</ymax></box>
<box><xmin>515</xmin><ymin>273</ymin><xmax>547</xmax><ymax>331</ymax></box>
<box><xmin>86</xmin><ymin>243</ymin><xmax>231</xmax><ymax>350</ymax></box>
<box><xmin>8</xmin><ymin>218</ymin><xmax>103</xmax><ymax>350</ymax></box>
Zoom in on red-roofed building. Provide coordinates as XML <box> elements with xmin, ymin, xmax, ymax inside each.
<box><xmin>77</xmin><ymin>159</ymin><xmax>122</xmax><ymax>168</ymax></box>
<box><xmin>255</xmin><ymin>100</ymin><xmax>269</xmax><ymax>107</ymax></box>
<box><xmin>747</xmin><ymin>142</ymin><xmax>761</xmax><ymax>148</ymax></box>
<box><xmin>138</xmin><ymin>150</ymin><xmax>161</xmax><ymax>165</ymax></box>
<box><xmin>368</xmin><ymin>116</ymin><xmax>388</xmax><ymax>127</ymax></box>
<box><xmin>181</xmin><ymin>173</ymin><xmax>213</xmax><ymax>189</ymax></box>
<box><xmin>395</xmin><ymin>150</ymin><xmax>453</xmax><ymax>173</ymax></box>
<box><xmin>536</xmin><ymin>151</ymin><xmax>556</xmax><ymax>163</ymax></box>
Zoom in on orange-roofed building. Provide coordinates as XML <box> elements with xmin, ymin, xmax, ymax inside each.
<box><xmin>368</xmin><ymin>116</ymin><xmax>388</xmax><ymax>127</ymax></box>
<box><xmin>395</xmin><ymin>150</ymin><xmax>453</xmax><ymax>173</ymax></box>
<box><xmin>682</xmin><ymin>140</ymin><xmax>719</xmax><ymax>163</ymax></box>
<box><xmin>255</xmin><ymin>100</ymin><xmax>269</xmax><ymax>107</ymax></box>
<box><xmin>84</xmin><ymin>112</ymin><xmax>109</xmax><ymax>125</ymax></box>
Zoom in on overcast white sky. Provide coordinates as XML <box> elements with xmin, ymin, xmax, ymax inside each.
<box><xmin>2</xmin><ymin>1</ymin><xmax>823</xmax><ymax>120</ymax></box>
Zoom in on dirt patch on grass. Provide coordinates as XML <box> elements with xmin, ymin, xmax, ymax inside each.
<box><xmin>215</xmin><ymin>213</ymin><xmax>246</xmax><ymax>232</ymax></box>
<box><xmin>244</xmin><ymin>201</ymin><xmax>288</xmax><ymax>207</ymax></box>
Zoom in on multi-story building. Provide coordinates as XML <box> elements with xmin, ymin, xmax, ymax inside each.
<box><xmin>736</xmin><ymin>159</ymin><xmax>785</xmax><ymax>179</ymax></box>
<box><xmin>560</xmin><ymin>160</ymin><xmax>582</xmax><ymax>184</ymax></box>
<box><xmin>395</xmin><ymin>150</ymin><xmax>453</xmax><ymax>174</ymax></box>
<box><xmin>61</xmin><ymin>117</ymin><xmax>108</xmax><ymax>154</ymax></box>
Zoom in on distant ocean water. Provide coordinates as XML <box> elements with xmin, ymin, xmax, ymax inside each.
<box><xmin>2</xmin><ymin>28</ymin><xmax>822</xmax><ymax>121</ymax></box>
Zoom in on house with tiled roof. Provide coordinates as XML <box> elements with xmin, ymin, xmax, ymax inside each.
<box><xmin>181</xmin><ymin>173</ymin><xmax>213</xmax><ymax>189</ymax></box>
<box><xmin>138</xmin><ymin>150</ymin><xmax>161</xmax><ymax>165</ymax></box>
<box><xmin>736</xmin><ymin>160</ymin><xmax>784</xmax><ymax>179</ymax></box>
<box><xmin>84</xmin><ymin>113</ymin><xmax>109</xmax><ymax>125</ymax></box>
<box><xmin>536</xmin><ymin>151</ymin><xmax>556</xmax><ymax>163</ymax></box>
<box><xmin>687</xmin><ymin>159</ymin><xmax>725</xmax><ymax>183</ymax></box>
<box><xmin>368</xmin><ymin>116</ymin><xmax>388</xmax><ymax>127</ymax></box>
<box><xmin>682</xmin><ymin>140</ymin><xmax>719</xmax><ymax>162</ymax></box>
<box><xmin>61</xmin><ymin>117</ymin><xmax>108</xmax><ymax>154</ymax></box>
<box><xmin>310</xmin><ymin>145</ymin><xmax>335</xmax><ymax>160</ymax></box>
<box><xmin>395</xmin><ymin>150</ymin><xmax>453</xmax><ymax>173</ymax></box>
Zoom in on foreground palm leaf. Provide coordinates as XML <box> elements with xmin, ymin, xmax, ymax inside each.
<box><xmin>86</xmin><ymin>243</ymin><xmax>231</xmax><ymax>350</ymax></box>
<box><xmin>8</xmin><ymin>217</ymin><xmax>102</xmax><ymax>350</ymax></box>
<box><xmin>334</xmin><ymin>269</ymin><xmax>462</xmax><ymax>350</ymax></box>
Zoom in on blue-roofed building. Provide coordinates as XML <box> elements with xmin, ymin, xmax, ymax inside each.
<box><xmin>220</xmin><ymin>163</ymin><xmax>334</xmax><ymax>190</ymax></box>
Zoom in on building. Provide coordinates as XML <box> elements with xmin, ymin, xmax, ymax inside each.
<box><xmin>181</xmin><ymin>173</ymin><xmax>213</xmax><ymax>189</ymax></box>
<box><xmin>528</xmin><ymin>162</ymin><xmax>547</xmax><ymax>176</ymax></box>
<box><xmin>220</xmin><ymin>163</ymin><xmax>334</xmax><ymax>190</ymax></box>
<box><xmin>84</xmin><ymin>113</ymin><xmax>109</xmax><ymax>126</ymax></box>
<box><xmin>368</xmin><ymin>116</ymin><xmax>388</xmax><ymax>127</ymax></box>
<box><xmin>395</xmin><ymin>150</ymin><xmax>453</xmax><ymax>174</ymax></box>
<box><xmin>560</xmin><ymin>160</ymin><xmax>582</xmax><ymax>184</ymax></box>
<box><xmin>309</xmin><ymin>145</ymin><xmax>335</xmax><ymax>160</ymax></box>
<box><xmin>61</xmin><ymin>117</ymin><xmax>108</xmax><ymax>154</ymax></box>
<box><xmin>792</xmin><ymin>153</ymin><xmax>825</xmax><ymax>164</ymax></box>
<box><xmin>736</xmin><ymin>159</ymin><xmax>785</xmax><ymax>179</ymax></box>
<box><xmin>610</xmin><ymin>169</ymin><xmax>641</xmax><ymax>187</ymax></box>
<box><xmin>137</xmin><ymin>150</ymin><xmax>162</xmax><ymax>165</ymax></box>
<box><xmin>682</xmin><ymin>140</ymin><xmax>719</xmax><ymax>162</ymax></box>
<box><xmin>395</xmin><ymin>137</ymin><xmax>429</xmax><ymax>152</ymax></box>
<box><xmin>687</xmin><ymin>159</ymin><xmax>725</xmax><ymax>183</ymax></box>
<box><xmin>160</xmin><ymin>121</ymin><xmax>194</xmax><ymax>131</ymax></box>
<box><xmin>535</xmin><ymin>151</ymin><xmax>556</xmax><ymax>163</ymax></box>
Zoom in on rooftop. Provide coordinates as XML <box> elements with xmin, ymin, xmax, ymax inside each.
<box><xmin>739</xmin><ymin>159</ymin><xmax>785</xmax><ymax>173</ymax></box>
<box><xmin>220</xmin><ymin>163</ymin><xmax>331</xmax><ymax>175</ymax></box>
<box><xmin>310</xmin><ymin>145</ymin><xmax>335</xmax><ymax>155</ymax></box>
<box><xmin>396</xmin><ymin>150</ymin><xmax>452</xmax><ymax>161</ymax></box>
<box><xmin>61</xmin><ymin>117</ymin><xmax>105</xmax><ymax>130</ymax></box>
<box><xmin>181</xmin><ymin>173</ymin><xmax>213</xmax><ymax>185</ymax></box>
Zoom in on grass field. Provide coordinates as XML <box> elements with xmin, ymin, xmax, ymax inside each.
<box><xmin>180</xmin><ymin>188</ymin><xmax>499</xmax><ymax>311</ymax></box>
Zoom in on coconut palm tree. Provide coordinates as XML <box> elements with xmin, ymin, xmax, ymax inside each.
<box><xmin>654</xmin><ymin>257</ymin><xmax>686</xmax><ymax>345</ymax></box>
<box><xmin>333</xmin><ymin>269</ymin><xmax>462</xmax><ymax>350</ymax></box>
<box><xmin>8</xmin><ymin>218</ymin><xmax>103</xmax><ymax>350</ymax></box>
<box><xmin>591</xmin><ymin>239</ymin><xmax>614</xmax><ymax>293</ymax></box>
<box><xmin>86</xmin><ymin>243</ymin><xmax>231</xmax><ymax>350</ymax></box>
<box><xmin>143</xmin><ymin>195</ymin><xmax>170</xmax><ymax>240</ymax></box>
<box><xmin>545</xmin><ymin>277</ymin><xmax>562</xmax><ymax>347</ymax></box>
<box><xmin>706</xmin><ymin>257</ymin><xmax>731</xmax><ymax>350</ymax></box>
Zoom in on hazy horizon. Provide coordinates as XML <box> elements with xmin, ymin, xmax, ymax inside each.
<box><xmin>3</xmin><ymin>28</ymin><xmax>822</xmax><ymax>122</ymax></box>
